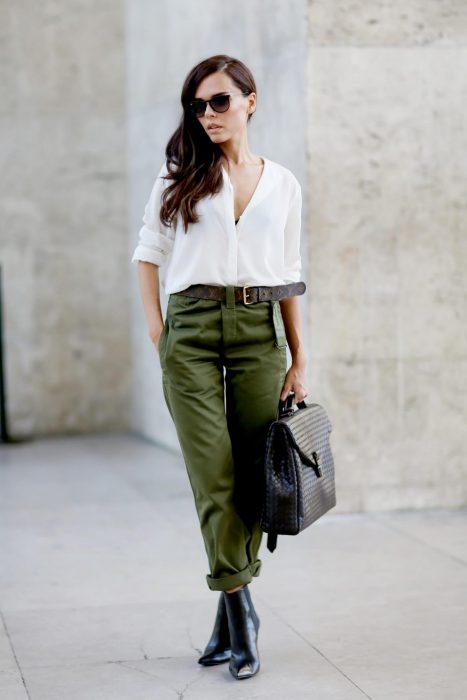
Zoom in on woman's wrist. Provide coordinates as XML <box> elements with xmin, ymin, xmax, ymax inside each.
<box><xmin>148</xmin><ymin>319</ymin><xmax>164</xmax><ymax>343</ymax></box>
<box><xmin>291</xmin><ymin>348</ymin><xmax>307</xmax><ymax>368</ymax></box>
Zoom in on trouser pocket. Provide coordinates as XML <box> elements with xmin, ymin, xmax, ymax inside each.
<box><xmin>157</xmin><ymin>315</ymin><xmax>170</xmax><ymax>367</ymax></box>
<box><xmin>271</xmin><ymin>300</ymin><xmax>287</xmax><ymax>348</ymax></box>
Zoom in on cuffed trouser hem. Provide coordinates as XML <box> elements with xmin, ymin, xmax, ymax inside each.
<box><xmin>206</xmin><ymin>558</ymin><xmax>262</xmax><ymax>592</ymax></box>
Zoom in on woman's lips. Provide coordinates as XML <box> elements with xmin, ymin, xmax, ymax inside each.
<box><xmin>208</xmin><ymin>125</ymin><xmax>222</xmax><ymax>131</ymax></box>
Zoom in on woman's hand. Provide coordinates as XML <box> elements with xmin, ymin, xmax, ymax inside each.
<box><xmin>148</xmin><ymin>322</ymin><xmax>164</xmax><ymax>352</ymax></box>
<box><xmin>280</xmin><ymin>355</ymin><xmax>309</xmax><ymax>404</ymax></box>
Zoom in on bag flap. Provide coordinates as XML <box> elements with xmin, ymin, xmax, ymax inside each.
<box><xmin>270</xmin><ymin>402</ymin><xmax>332</xmax><ymax>466</ymax></box>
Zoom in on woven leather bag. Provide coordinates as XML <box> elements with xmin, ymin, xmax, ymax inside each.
<box><xmin>260</xmin><ymin>392</ymin><xmax>336</xmax><ymax>552</ymax></box>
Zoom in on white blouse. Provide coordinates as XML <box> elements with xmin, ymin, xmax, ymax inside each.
<box><xmin>131</xmin><ymin>156</ymin><xmax>303</xmax><ymax>295</ymax></box>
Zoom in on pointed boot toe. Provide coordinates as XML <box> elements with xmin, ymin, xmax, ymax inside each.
<box><xmin>198</xmin><ymin>593</ymin><xmax>231</xmax><ymax>665</ymax></box>
<box><xmin>223</xmin><ymin>584</ymin><xmax>260</xmax><ymax>680</ymax></box>
<box><xmin>236</xmin><ymin>661</ymin><xmax>255</xmax><ymax>679</ymax></box>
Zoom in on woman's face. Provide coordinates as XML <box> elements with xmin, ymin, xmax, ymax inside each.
<box><xmin>193</xmin><ymin>72</ymin><xmax>255</xmax><ymax>143</ymax></box>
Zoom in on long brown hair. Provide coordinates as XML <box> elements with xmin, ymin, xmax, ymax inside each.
<box><xmin>159</xmin><ymin>55</ymin><xmax>257</xmax><ymax>234</ymax></box>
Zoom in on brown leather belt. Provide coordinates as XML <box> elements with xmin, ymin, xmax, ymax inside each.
<box><xmin>173</xmin><ymin>281</ymin><xmax>306</xmax><ymax>304</ymax></box>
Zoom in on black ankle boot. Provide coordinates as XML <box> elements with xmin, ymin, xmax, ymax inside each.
<box><xmin>198</xmin><ymin>593</ymin><xmax>231</xmax><ymax>665</ymax></box>
<box><xmin>223</xmin><ymin>584</ymin><xmax>260</xmax><ymax>680</ymax></box>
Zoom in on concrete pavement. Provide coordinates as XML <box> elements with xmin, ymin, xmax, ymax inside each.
<box><xmin>1</xmin><ymin>433</ymin><xmax>466</xmax><ymax>699</ymax></box>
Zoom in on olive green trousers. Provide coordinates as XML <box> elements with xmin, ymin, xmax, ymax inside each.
<box><xmin>158</xmin><ymin>285</ymin><xmax>288</xmax><ymax>591</ymax></box>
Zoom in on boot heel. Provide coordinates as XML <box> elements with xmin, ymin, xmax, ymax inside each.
<box><xmin>243</xmin><ymin>584</ymin><xmax>260</xmax><ymax>632</ymax></box>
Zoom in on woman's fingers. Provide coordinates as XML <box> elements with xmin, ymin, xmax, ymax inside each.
<box><xmin>280</xmin><ymin>368</ymin><xmax>309</xmax><ymax>404</ymax></box>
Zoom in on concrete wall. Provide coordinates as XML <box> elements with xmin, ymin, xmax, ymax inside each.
<box><xmin>307</xmin><ymin>0</ymin><xmax>467</xmax><ymax>509</ymax></box>
<box><xmin>126</xmin><ymin>0</ymin><xmax>309</xmax><ymax>451</ymax></box>
<box><xmin>0</xmin><ymin>1</ymin><xmax>130</xmax><ymax>437</ymax></box>
<box><xmin>2</xmin><ymin>0</ymin><xmax>466</xmax><ymax>512</ymax></box>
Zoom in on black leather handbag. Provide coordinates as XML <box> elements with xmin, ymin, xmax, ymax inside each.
<box><xmin>260</xmin><ymin>392</ymin><xmax>336</xmax><ymax>552</ymax></box>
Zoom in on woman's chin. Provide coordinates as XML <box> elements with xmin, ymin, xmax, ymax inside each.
<box><xmin>208</xmin><ymin>131</ymin><xmax>227</xmax><ymax>141</ymax></box>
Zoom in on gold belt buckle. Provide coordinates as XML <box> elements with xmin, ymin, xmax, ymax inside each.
<box><xmin>243</xmin><ymin>285</ymin><xmax>254</xmax><ymax>304</ymax></box>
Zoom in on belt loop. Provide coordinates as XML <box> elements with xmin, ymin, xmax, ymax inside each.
<box><xmin>226</xmin><ymin>285</ymin><xmax>236</xmax><ymax>309</ymax></box>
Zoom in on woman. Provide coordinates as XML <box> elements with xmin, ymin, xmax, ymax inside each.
<box><xmin>132</xmin><ymin>54</ymin><xmax>308</xmax><ymax>680</ymax></box>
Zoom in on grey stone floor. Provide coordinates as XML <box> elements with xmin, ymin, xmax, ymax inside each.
<box><xmin>0</xmin><ymin>433</ymin><xmax>466</xmax><ymax>699</ymax></box>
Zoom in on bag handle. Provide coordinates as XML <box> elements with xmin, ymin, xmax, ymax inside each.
<box><xmin>279</xmin><ymin>391</ymin><xmax>308</xmax><ymax>417</ymax></box>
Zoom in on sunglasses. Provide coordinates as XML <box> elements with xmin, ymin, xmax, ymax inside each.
<box><xmin>188</xmin><ymin>91</ymin><xmax>250</xmax><ymax>118</ymax></box>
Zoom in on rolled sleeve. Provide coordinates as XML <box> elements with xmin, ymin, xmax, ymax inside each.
<box><xmin>131</xmin><ymin>162</ymin><xmax>175</xmax><ymax>267</ymax></box>
<box><xmin>283</xmin><ymin>176</ymin><xmax>302</xmax><ymax>283</ymax></box>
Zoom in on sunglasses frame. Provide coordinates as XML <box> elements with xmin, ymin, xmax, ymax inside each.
<box><xmin>188</xmin><ymin>91</ymin><xmax>250</xmax><ymax>118</ymax></box>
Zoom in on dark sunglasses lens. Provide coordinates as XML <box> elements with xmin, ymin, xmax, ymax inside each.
<box><xmin>189</xmin><ymin>100</ymin><xmax>206</xmax><ymax>117</ymax></box>
<box><xmin>211</xmin><ymin>95</ymin><xmax>230</xmax><ymax>112</ymax></box>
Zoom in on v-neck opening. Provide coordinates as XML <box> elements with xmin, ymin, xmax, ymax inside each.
<box><xmin>222</xmin><ymin>157</ymin><xmax>267</xmax><ymax>223</ymax></box>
